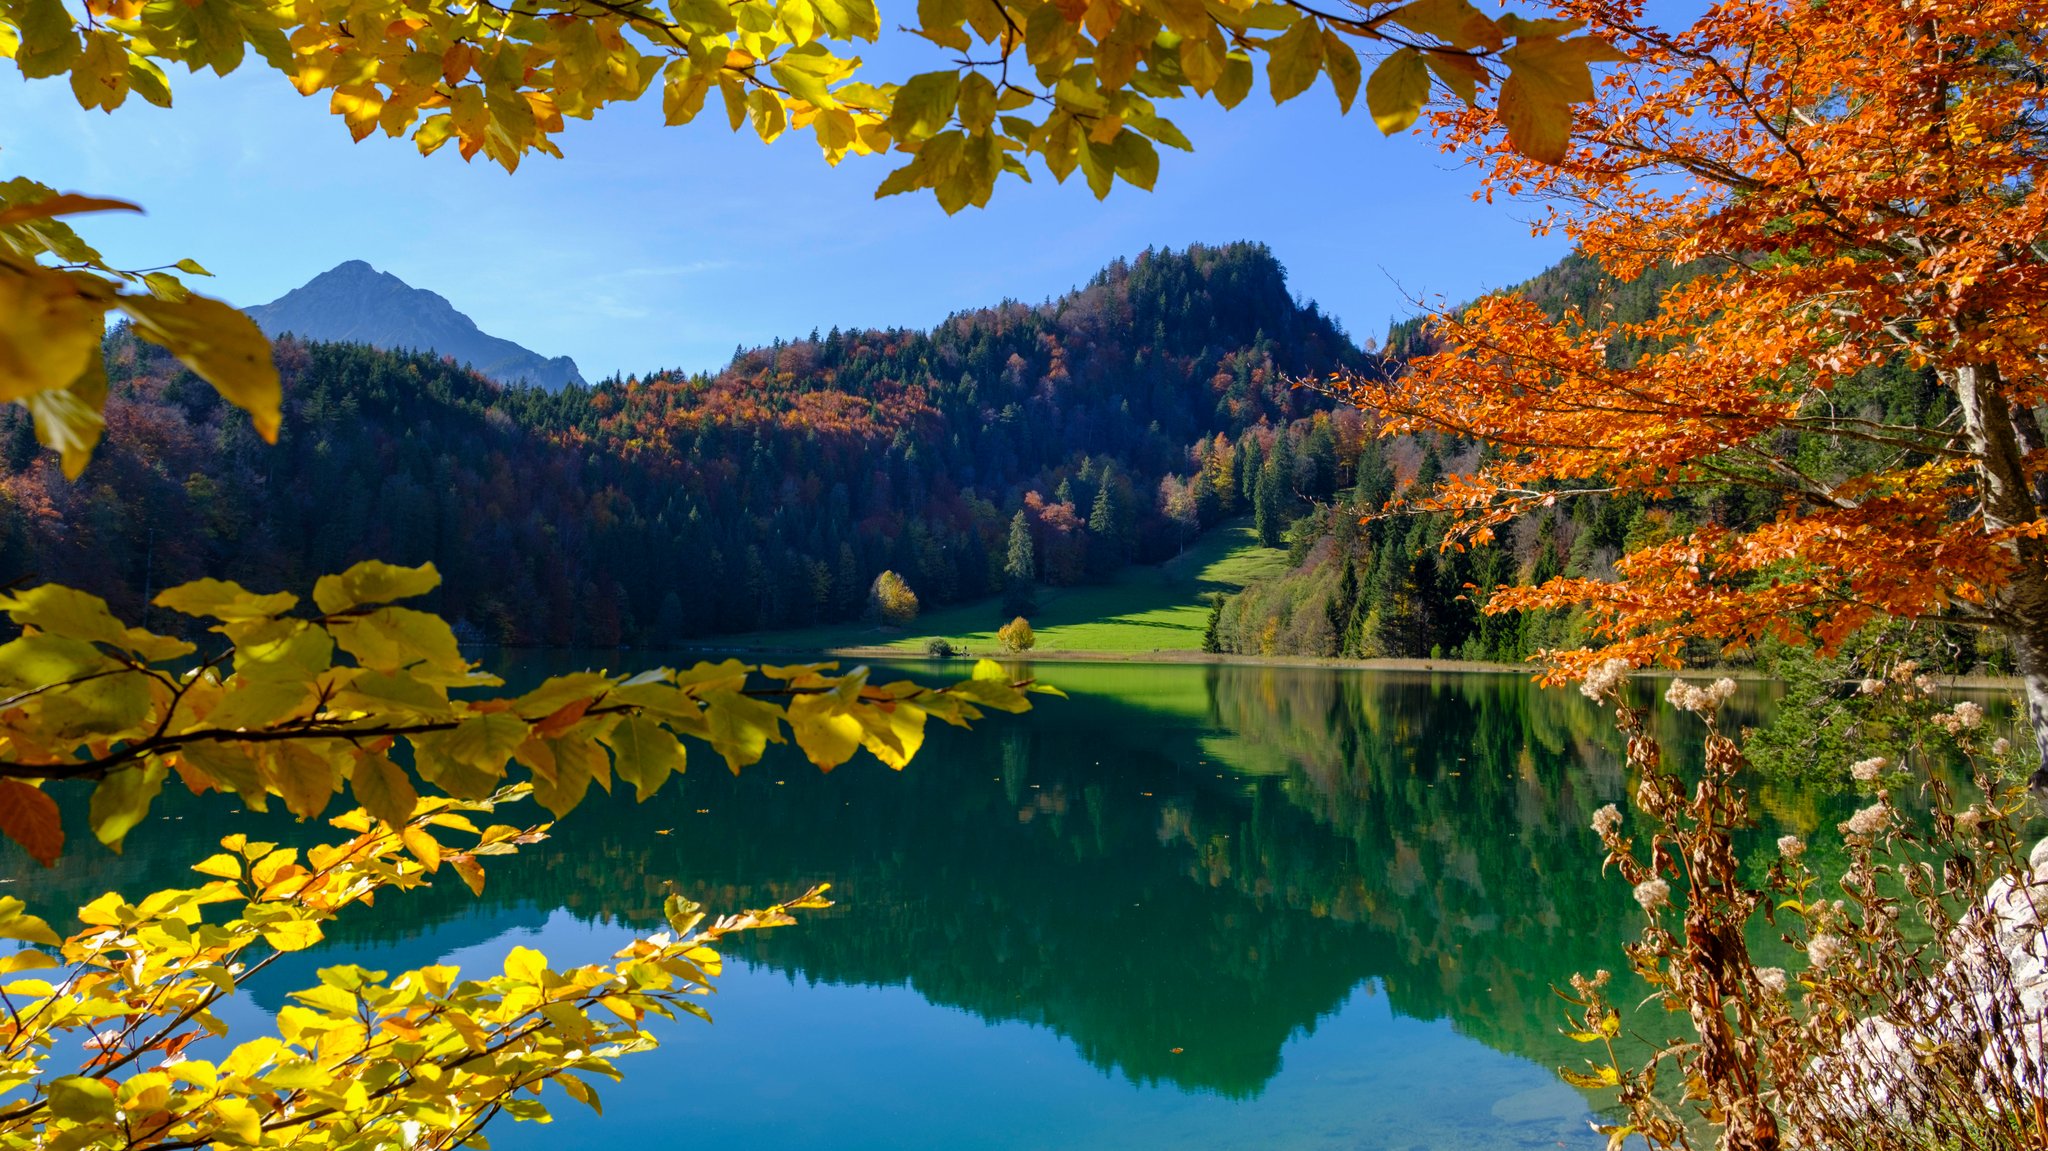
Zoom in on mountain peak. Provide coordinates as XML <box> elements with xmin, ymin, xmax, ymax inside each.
<box><xmin>246</xmin><ymin>264</ymin><xmax>585</xmax><ymax>392</ymax></box>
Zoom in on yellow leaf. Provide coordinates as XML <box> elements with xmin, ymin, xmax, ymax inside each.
<box><xmin>1365</xmin><ymin>47</ymin><xmax>1430</xmax><ymax>135</ymax></box>
<box><xmin>1387</xmin><ymin>0</ymin><xmax>1502</xmax><ymax>52</ymax></box>
<box><xmin>1495</xmin><ymin>69</ymin><xmax>1570</xmax><ymax>164</ymax></box>
<box><xmin>88</xmin><ymin>762</ymin><xmax>166</xmax><ymax>850</ymax></box>
<box><xmin>0</xmin><ymin>583</ymin><xmax>191</xmax><ymax>659</ymax></box>
<box><xmin>154</xmin><ymin>578</ymin><xmax>299</xmax><ymax>622</ymax></box>
<box><xmin>46</xmin><ymin>1075</ymin><xmax>115</xmax><ymax>1121</ymax></box>
<box><xmin>70</xmin><ymin>30</ymin><xmax>128</xmax><ymax>111</ymax></box>
<box><xmin>1265</xmin><ymin>18</ymin><xmax>1322</xmax><ymax>104</ymax></box>
<box><xmin>25</xmin><ymin>348</ymin><xmax>106</xmax><ymax>479</ymax></box>
<box><xmin>786</xmin><ymin>692</ymin><xmax>865</xmax><ymax>769</ymax></box>
<box><xmin>258</xmin><ymin>918</ymin><xmax>325</xmax><ymax>952</ymax></box>
<box><xmin>191</xmin><ymin>852</ymin><xmax>245</xmax><ymax>880</ymax></box>
<box><xmin>441</xmin><ymin>712</ymin><xmax>529</xmax><ymax>773</ymax></box>
<box><xmin>351</xmin><ymin>753</ymin><xmax>420</xmax><ymax>827</ymax></box>
<box><xmin>504</xmin><ymin>944</ymin><xmax>548</xmax><ymax>984</ymax></box>
<box><xmin>212</xmin><ymin>1096</ymin><xmax>264</xmax><ymax>1144</ymax></box>
<box><xmin>0</xmin><ymin>896</ymin><xmax>62</xmax><ymax>946</ymax></box>
<box><xmin>401</xmin><ymin>824</ymin><xmax>442</xmax><ymax>872</ymax></box>
<box><xmin>598</xmin><ymin>715</ymin><xmax>685</xmax><ymax>800</ymax></box>
<box><xmin>312</xmin><ymin>560</ymin><xmax>442</xmax><ymax>614</ymax></box>
<box><xmin>449</xmin><ymin>853</ymin><xmax>486</xmax><ymax>895</ymax></box>
<box><xmin>1321</xmin><ymin>30</ymin><xmax>1359</xmax><ymax>113</ymax></box>
<box><xmin>0</xmin><ymin>263</ymin><xmax>105</xmax><ymax>407</ymax></box>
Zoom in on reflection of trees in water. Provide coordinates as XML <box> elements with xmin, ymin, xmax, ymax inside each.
<box><xmin>1188</xmin><ymin>670</ymin><xmax>1638</xmax><ymax>1068</ymax></box>
<box><xmin>1</xmin><ymin>666</ymin><xmax>1841</xmax><ymax>1102</ymax></box>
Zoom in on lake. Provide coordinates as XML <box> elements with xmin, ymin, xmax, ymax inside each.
<box><xmin>7</xmin><ymin>660</ymin><xmax>1859</xmax><ymax>1150</ymax></box>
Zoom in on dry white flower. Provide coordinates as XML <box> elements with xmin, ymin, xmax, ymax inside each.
<box><xmin>1755</xmin><ymin>966</ymin><xmax>1789</xmax><ymax>995</ymax></box>
<box><xmin>1706</xmin><ymin>678</ymin><xmax>1737</xmax><ymax>705</ymax></box>
<box><xmin>1663</xmin><ymin>678</ymin><xmax>1717</xmax><ymax>713</ymax></box>
<box><xmin>1580</xmin><ymin>658</ymin><xmax>1631</xmax><ymax>701</ymax></box>
<box><xmin>1634</xmin><ymin>877</ymin><xmax>1672</xmax><ymax>911</ymax></box>
<box><xmin>1914</xmin><ymin>674</ymin><xmax>1938</xmax><ymax>696</ymax></box>
<box><xmin>1951</xmin><ymin>701</ymin><xmax>1984</xmax><ymax>730</ymax></box>
<box><xmin>1778</xmin><ymin>834</ymin><xmax>1805</xmax><ymax>859</ymax></box>
<box><xmin>1858</xmin><ymin>677</ymin><xmax>1884</xmax><ymax>696</ymax></box>
<box><xmin>1993</xmin><ymin>737</ymin><xmax>2012</xmax><ymax>757</ymax></box>
<box><xmin>1850</xmin><ymin>756</ymin><xmax>1887</xmax><ymax>782</ymax></box>
<box><xmin>1807</xmin><ymin>932</ymin><xmax>1848</xmax><ymax>970</ymax></box>
<box><xmin>1591</xmin><ymin>803</ymin><xmax>1623</xmax><ymax>837</ymax></box>
<box><xmin>1842</xmin><ymin>804</ymin><xmax>1888</xmax><ymax>838</ymax></box>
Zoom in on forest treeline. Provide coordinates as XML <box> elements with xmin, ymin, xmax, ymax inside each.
<box><xmin>1205</xmin><ymin>254</ymin><xmax>1972</xmax><ymax>667</ymax></box>
<box><xmin>0</xmin><ymin>242</ymin><xmax>1365</xmax><ymax>646</ymax></box>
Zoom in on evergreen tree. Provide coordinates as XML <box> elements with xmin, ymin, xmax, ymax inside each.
<box><xmin>1003</xmin><ymin>510</ymin><xmax>1036</xmax><ymax>615</ymax></box>
<box><xmin>1254</xmin><ymin>453</ymin><xmax>1285</xmax><ymax>548</ymax></box>
<box><xmin>1202</xmin><ymin>594</ymin><xmax>1225</xmax><ymax>654</ymax></box>
<box><xmin>1300</xmin><ymin>418</ymin><xmax>1338</xmax><ymax>499</ymax></box>
<box><xmin>1327</xmin><ymin>558</ymin><xmax>1359</xmax><ymax>653</ymax></box>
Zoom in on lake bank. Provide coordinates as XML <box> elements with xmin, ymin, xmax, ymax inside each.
<box><xmin>670</xmin><ymin>643</ymin><xmax>2025</xmax><ymax>692</ymax></box>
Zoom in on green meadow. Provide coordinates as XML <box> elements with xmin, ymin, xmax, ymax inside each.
<box><xmin>725</xmin><ymin>520</ymin><xmax>1290</xmax><ymax>657</ymax></box>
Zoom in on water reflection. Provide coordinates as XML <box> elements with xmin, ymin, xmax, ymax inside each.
<box><xmin>5</xmin><ymin>662</ymin><xmax>1849</xmax><ymax>1149</ymax></box>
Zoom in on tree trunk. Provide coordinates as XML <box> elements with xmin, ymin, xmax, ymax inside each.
<box><xmin>1950</xmin><ymin>362</ymin><xmax>2048</xmax><ymax>791</ymax></box>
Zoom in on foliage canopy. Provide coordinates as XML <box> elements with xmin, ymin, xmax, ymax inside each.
<box><xmin>1337</xmin><ymin>0</ymin><xmax>2048</xmax><ymax>758</ymax></box>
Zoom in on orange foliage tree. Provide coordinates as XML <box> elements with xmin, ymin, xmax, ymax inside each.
<box><xmin>1340</xmin><ymin>0</ymin><xmax>2048</xmax><ymax>772</ymax></box>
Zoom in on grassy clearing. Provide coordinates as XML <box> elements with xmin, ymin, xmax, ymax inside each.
<box><xmin>723</xmin><ymin>519</ymin><xmax>1290</xmax><ymax>656</ymax></box>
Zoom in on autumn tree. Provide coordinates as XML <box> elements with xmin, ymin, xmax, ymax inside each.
<box><xmin>1159</xmin><ymin>474</ymin><xmax>1199</xmax><ymax>555</ymax></box>
<box><xmin>1339</xmin><ymin>0</ymin><xmax>2048</xmax><ymax>771</ymax></box>
<box><xmin>997</xmin><ymin>615</ymin><xmax>1036</xmax><ymax>653</ymax></box>
<box><xmin>868</xmin><ymin>569</ymin><xmax>920</xmax><ymax>625</ymax></box>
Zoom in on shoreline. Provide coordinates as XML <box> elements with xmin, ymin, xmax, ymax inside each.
<box><xmin>671</xmin><ymin>643</ymin><xmax>2026</xmax><ymax>690</ymax></box>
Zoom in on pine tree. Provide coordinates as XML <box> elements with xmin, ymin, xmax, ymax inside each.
<box><xmin>1202</xmin><ymin>594</ymin><xmax>1225</xmax><ymax>654</ymax></box>
<box><xmin>1002</xmin><ymin>510</ymin><xmax>1036</xmax><ymax>615</ymax></box>
<box><xmin>1254</xmin><ymin>453</ymin><xmax>1285</xmax><ymax>548</ymax></box>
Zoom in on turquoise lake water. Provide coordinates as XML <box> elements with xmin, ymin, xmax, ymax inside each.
<box><xmin>10</xmin><ymin>661</ymin><xmax>1865</xmax><ymax>1150</ymax></box>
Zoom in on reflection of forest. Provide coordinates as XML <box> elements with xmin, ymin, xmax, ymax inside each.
<box><xmin>6</xmin><ymin>665</ymin><xmax>1838</xmax><ymax>1101</ymax></box>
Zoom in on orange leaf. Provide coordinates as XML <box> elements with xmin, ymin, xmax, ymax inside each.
<box><xmin>0</xmin><ymin>780</ymin><xmax>63</xmax><ymax>866</ymax></box>
<box><xmin>535</xmin><ymin>697</ymin><xmax>592</xmax><ymax>738</ymax></box>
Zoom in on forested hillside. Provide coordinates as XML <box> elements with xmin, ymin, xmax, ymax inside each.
<box><xmin>1208</xmin><ymin>254</ymin><xmax>1964</xmax><ymax>666</ymax></box>
<box><xmin>0</xmin><ymin>242</ymin><xmax>1365</xmax><ymax>646</ymax></box>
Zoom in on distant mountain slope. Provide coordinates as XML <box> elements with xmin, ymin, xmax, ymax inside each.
<box><xmin>245</xmin><ymin>261</ymin><xmax>585</xmax><ymax>392</ymax></box>
<box><xmin>15</xmin><ymin>242</ymin><xmax>1364</xmax><ymax>646</ymax></box>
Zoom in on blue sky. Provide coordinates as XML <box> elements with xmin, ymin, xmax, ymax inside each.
<box><xmin>5</xmin><ymin>41</ymin><xmax>1571</xmax><ymax>381</ymax></box>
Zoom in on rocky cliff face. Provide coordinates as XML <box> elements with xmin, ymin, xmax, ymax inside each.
<box><xmin>245</xmin><ymin>261</ymin><xmax>585</xmax><ymax>392</ymax></box>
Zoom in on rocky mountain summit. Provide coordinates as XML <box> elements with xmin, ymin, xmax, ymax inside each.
<box><xmin>246</xmin><ymin>261</ymin><xmax>584</xmax><ymax>392</ymax></box>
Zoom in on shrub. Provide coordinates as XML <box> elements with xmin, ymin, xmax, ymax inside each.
<box><xmin>925</xmin><ymin>637</ymin><xmax>958</xmax><ymax>658</ymax></box>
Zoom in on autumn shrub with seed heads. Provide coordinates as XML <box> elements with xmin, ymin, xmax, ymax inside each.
<box><xmin>1566</xmin><ymin>669</ymin><xmax>2046</xmax><ymax>1151</ymax></box>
